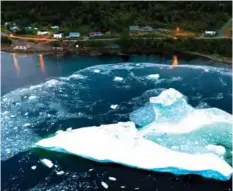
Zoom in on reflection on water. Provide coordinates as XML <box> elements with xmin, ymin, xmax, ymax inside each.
<box><xmin>172</xmin><ymin>55</ymin><xmax>178</xmax><ymax>66</ymax></box>
<box><xmin>12</xmin><ymin>53</ymin><xmax>20</xmax><ymax>73</ymax></box>
<box><xmin>39</xmin><ymin>54</ymin><xmax>46</xmax><ymax>75</ymax></box>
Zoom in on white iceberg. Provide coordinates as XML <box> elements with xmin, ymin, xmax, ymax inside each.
<box><xmin>34</xmin><ymin>122</ymin><xmax>232</xmax><ymax>181</ymax></box>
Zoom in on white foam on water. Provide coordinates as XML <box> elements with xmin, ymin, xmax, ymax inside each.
<box><xmin>28</xmin><ymin>95</ymin><xmax>37</xmax><ymax>100</ymax></box>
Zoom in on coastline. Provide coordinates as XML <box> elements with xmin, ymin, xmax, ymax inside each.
<box><xmin>1</xmin><ymin>44</ymin><xmax>232</xmax><ymax>65</ymax></box>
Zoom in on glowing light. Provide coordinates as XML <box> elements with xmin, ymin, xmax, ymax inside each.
<box><xmin>12</xmin><ymin>53</ymin><xmax>20</xmax><ymax>73</ymax></box>
<box><xmin>39</xmin><ymin>54</ymin><xmax>46</xmax><ymax>75</ymax></box>
<box><xmin>172</xmin><ymin>55</ymin><xmax>178</xmax><ymax>66</ymax></box>
<box><xmin>176</xmin><ymin>27</ymin><xmax>180</xmax><ymax>33</ymax></box>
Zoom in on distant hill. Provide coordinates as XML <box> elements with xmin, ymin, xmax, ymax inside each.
<box><xmin>1</xmin><ymin>2</ymin><xmax>232</xmax><ymax>33</ymax></box>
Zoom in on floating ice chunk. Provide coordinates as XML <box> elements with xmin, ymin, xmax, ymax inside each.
<box><xmin>101</xmin><ymin>181</ymin><xmax>109</xmax><ymax>189</ymax></box>
<box><xmin>34</xmin><ymin>122</ymin><xmax>233</xmax><ymax>181</ymax></box>
<box><xmin>205</xmin><ymin>144</ymin><xmax>226</xmax><ymax>156</ymax></box>
<box><xmin>28</xmin><ymin>95</ymin><xmax>37</xmax><ymax>100</ymax></box>
<box><xmin>56</xmin><ymin>170</ymin><xmax>65</xmax><ymax>175</ymax></box>
<box><xmin>108</xmin><ymin>176</ymin><xmax>117</xmax><ymax>181</ymax></box>
<box><xmin>40</xmin><ymin>158</ymin><xmax>53</xmax><ymax>168</ymax></box>
<box><xmin>147</xmin><ymin>74</ymin><xmax>160</xmax><ymax>79</ymax></box>
<box><xmin>134</xmin><ymin>188</ymin><xmax>140</xmax><ymax>190</ymax></box>
<box><xmin>114</xmin><ymin>76</ymin><xmax>123</xmax><ymax>82</ymax></box>
<box><xmin>88</xmin><ymin>169</ymin><xmax>94</xmax><ymax>172</ymax></box>
<box><xmin>149</xmin><ymin>88</ymin><xmax>184</xmax><ymax>106</ymax></box>
<box><xmin>23</xmin><ymin>123</ymin><xmax>31</xmax><ymax>127</ymax></box>
<box><xmin>31</xmin><ymin>165</ymin><xmax>37</xmax><ymax>170</ymax></box>
<box><xmin>94</xmin><ymin>69</ymin><xmax>100</xmax><ymax>73</ymax></box>
<box><xmin>120</xmin><ymin>186</ymin><xmax>126</xmax><ymax>189</ymax></box>
<box><xmin>110</xmin><ymin>105</ymin><xmax>118</xmax><ymax>110</ymax></box>
<box><xmin>2</xmin><ymin>98</ymin><xmax>7</xmax><ymax>102</ymax></box>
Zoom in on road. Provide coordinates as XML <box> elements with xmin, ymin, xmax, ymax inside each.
<box><xmin>7</xmin><ymin>34</ymin><xmax>57</xmax><ymax>42</ymax></box>
<box><xmin>2</xmin><ymin>32</ymin><xmax>232</xmax><ymax>43</ymax></box>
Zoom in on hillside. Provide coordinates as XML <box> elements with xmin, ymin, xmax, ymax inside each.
<box><xmin>1</xmin><ymin>2</ymin><xmax>232</xmax><ymax>33</ymax></box>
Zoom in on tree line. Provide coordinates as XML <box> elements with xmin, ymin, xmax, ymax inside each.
<box><xmin>1</xmin><ymin>2</ymin><xmax>232</xmax><ymax>33</ymax></box>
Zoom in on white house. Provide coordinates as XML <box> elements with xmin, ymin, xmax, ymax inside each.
<box><xmin>205</xmin><ymin>31</ymin><xmax>216</xmax><ymax>36</ymax></box>
<box><xmin>13</xmin><ymin>45</ymin><xmax>28</xmax><ymax>50</ymax></box>
<box><xmin>37</xmin><ymin>31</ymin><xmax>49</xmax><ymax>36</ymax></box>
<box><xmin>53</xmin><ymin>33</ymin><xmax>63</xmax><ymax>39</ymax></box>
<box><xmin>51</xmin><ymin>26</ymin><xmax>59</xmax><ymax>29</ymax></box>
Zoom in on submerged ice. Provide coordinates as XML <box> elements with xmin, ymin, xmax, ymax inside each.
<box><xmin>34</xmin><ymin>89</ymin><xmax>233</xmax><ymax>181</ymax></box>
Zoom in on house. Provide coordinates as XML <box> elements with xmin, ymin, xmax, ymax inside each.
<box><xmin>4</xmin><ymin>22</ymin><xmax>11</xmax><ymax>26</ymax></box>
<box><xmin>37</xmin><ymin>30</ymin><xmax>49</xmax><ymax>35</ymax></box>
<box><xmin>51</xmin><ymin>25</ymin><xmax>59</xmax><ymax>29</ymax></box>
<box><xmin>89</xmin><ymin>31</ymin><xmax>103</xmax><ymax>37</ymax></box>
<box><xmin>129</xmin><ymin>25</ymin><xmax>139</xmax><ymax>31</ymax></box>
<box><xmin>53</xmin><ymin>32</ymin><xmax>63</xmax><ymax>39</ymax></box>
<box><xmin>140</xmin><ymin>26</ymin><xmax>153</xmax><ymax>31</ymax></box>
<box><xmin>25</xmin><ymin>26</ymin><xmax>33</xmax><ymax>30</ymax></box>
<box><xmin>9</xmin><ymin>26</ymin><xmax>19</xmax><ymax>32</ymax></box>
<box><xmin>205</xmin><ymin>31</ymin><xmax>217</xmax><ymax>36</ymax></box>
<box><xmin>69</xmin><ymin>32</ymin><xmax>80</xmax><ymax>38</ymax></box>
<box><xmin>13</xmin><ymin>45</ymin><xmax>28</xmax><ymax>50</ymax></box>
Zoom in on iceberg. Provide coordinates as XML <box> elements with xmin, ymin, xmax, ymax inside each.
<box><xmin>34</xmin><ymin>122</ymin><xmax>232</xmax><ymax>181</ymax></box>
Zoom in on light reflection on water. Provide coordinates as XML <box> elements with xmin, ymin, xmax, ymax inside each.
<box><xmin>12</xmin><ymin>53</ymin><xmax>20</xmax><ymax>73</ymax></box>
<box><xmin>172</xmin><ymin>55</ymin><xmax>178</xmax><ymax>66</ymax></box>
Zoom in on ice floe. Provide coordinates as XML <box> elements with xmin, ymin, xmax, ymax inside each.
<box><xmin>147</xmin><ymin>74</ymin><xmax>160</xmax><ymax>79</ymax></box>
<box><xmin>113</xmin><ymin>76</ymin><xmax>123</xmax><ymax>82</ymax></box>
<box><xmin>40</xmin><ymin>158</ymin><xmax>53</xmax><ymax>168</ymax></box>
<box><xmin>110</xmin><ymin>104</ymin><xmax>118</xmax><ymax>109</ymax></box>
<box><xmin>31</xmin><ymin>165</ymin><xmax>37</xmax><ymax>170</ymax></box>
<box><xmin>35</xmin><ymin>119</ymin><xmax>232</xmax><ymax>181</ymax></box>
<box><xmin>108</xmin><ymin>176</ymin><xmax>117</xmax><ymax>181</ymax></box>
<box><xmin>101</xmin><ymin>181</ymin><xmax>109</xmax><ymax>189</ymax></box>
<box><xmin>56</xmin><ymin>170</ymin><xmax>65</xmax><ymax>176</ymax></box>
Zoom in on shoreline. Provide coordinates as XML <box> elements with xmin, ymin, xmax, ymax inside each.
<box><xmin>1</xmin><ymin>45</ymin><xmax>232</xmax><ymax>65</ymax></box>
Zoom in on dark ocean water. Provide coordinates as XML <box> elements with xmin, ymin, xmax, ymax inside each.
<box><xmin>1</xmin><ymin>52</ymin><xmax>232</xmax><ymax>191</ymax></box>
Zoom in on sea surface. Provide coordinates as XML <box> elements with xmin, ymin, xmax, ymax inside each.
<box><xmin>1</xmin><ymin>52</ymin><xmax>232</xmax><ymax>191</ymax></box>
